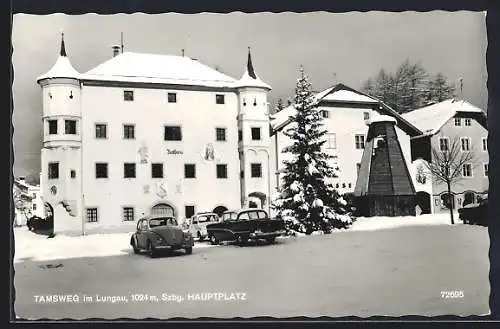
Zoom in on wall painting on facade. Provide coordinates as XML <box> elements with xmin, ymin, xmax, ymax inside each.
<box><xmin>156</xmin><ymin>181</ymin><xmax>167</xmax><ymax>199</ymax></box>
<box><xmin>201</xmin><ymin>143</ymin><xmax>216</xmax><ymax>162</ymax></box>
<box><xmin>138</xmin><ymin>145</ymin><xmax>149</xmax><ymax>164</ymax></box>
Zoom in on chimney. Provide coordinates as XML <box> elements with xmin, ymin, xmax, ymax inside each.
<box><xmin>112</xmin><ymin>45</ymin><xmax>121</xmax><ymax>57</ymax></box>
<box><xmin>181</xmin><ymin>49</ymin><xmax>185</xmax><ymax>57</ymax></box>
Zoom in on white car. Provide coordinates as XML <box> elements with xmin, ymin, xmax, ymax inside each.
<box><xmin>188</xmin><ymin>212</ymin><xmax>220</xmax><ymax>241</ymax></box>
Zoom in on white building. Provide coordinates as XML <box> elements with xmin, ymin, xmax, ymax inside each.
<box><xmin>270</xmin><ymin>84</ymin><xmax>423</xmax><ymax>197</ymax></box>
<box><xmin>37</xmin><ymin>34</ymin><xmax>273</xmax><ymax>235</ymax></box>
<box><xmin>13</xmin><ymin>177</ymin><xmax>44</xmax><ymax>226</ymax></box>
<box><xmin>403</xmin><ymin>99</ymin><xmax>488</xmax><ymax>214</ymax></box>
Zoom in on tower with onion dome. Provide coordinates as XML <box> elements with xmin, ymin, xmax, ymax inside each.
<box><xmin>37</xmin><ymin>32</ymin><xmax>83</xmax><ymax>234</ymax></box>
<box><xmin>234</xmin><ymin>47</ymin><xmax>273</xmax><ymax>212</ymax></box>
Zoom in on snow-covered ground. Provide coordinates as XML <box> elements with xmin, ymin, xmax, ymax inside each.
<box><xmin>13</xmin><ymin>228</ymin><xmax>215</xmax><ymax>264</ymax></box>
<box><xmin>13</xmin><ymin>212</ymin><xmax>461</xmax><ymax>263</ymax></box>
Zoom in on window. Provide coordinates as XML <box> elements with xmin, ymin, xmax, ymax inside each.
<box><xmin>464</xmin><ymin>118</ymin><xmax>471</xmax><ymax>126</ymax></box>
<box><xmin>356</xmin><ymin>163</ymin><xmax>361</xmax><ymax>174</ymax></box>
<box><xmin>216</xmin><ymin>128</ymin><xmax>226</xmax><ymax>141</ymax></box>
<box><xmin>86</xmin><ymin>208</ymin><xmax>98</xmax><ymax>223</ymax></box>
<box><xmin>251</xmin><ymin>127</ymin><xmax>261</xmax><ymax>141</ymax></box>
<box><xmin>238</xmin><ymin>129</ymin><xmax>242</xmax><ymax>142</ymax></box>
<box><xmin>484</xmin><ymin>163</ymin><xmax>489</xmax><ymax>177</ymax></box>
<box><xmin>483</xmin><ymin>138</ymin><xmax>488</xmax><ymax>151</ymax></box>
<box><xmin>251</xmin><ymin>163</ymin><xmax>262</xmax><ymax>178</ymax></box>
<box><xmin>240</xmin><ymin>171</ymin><xmax>244</xmax><ymax>178</ymax></box>
<box><xmin>462</xmin><ymin>163</ymin><xmax>472</xmax><ymax>177</ymax></box>
<box><xmin>123</xmin><ymin>207</ymin><xmax>134</xmax><ymax>221</ymax></box>
<box><xmin>185</xmin><ymin>206</ymin><xmax>195</xmax><ymax>219</ymax></box>
<box><xmin>348</xmin><ymin>183</ymin><xmax>352</xmax><ymax>188</ymax></box>
<box><xmin>216</xmin><ymin>164</ymin><xmax>228</xmax><ymax>179</ymax></box>
<box><xmin>184</xmin><ymin>164</ymin><xmax>196</xmax><ymax>179</ymax></box>
<box><xmin>124</xmin><ymin>90</ymin><xmax>134</xmax><ymax>101</ymax></box>
<box><xmin>70</xmin><ymin>170</ymin><xmax>76</xmax><ymax>178</ymax></box>
<box><xmin>48</xmin><ymin>162</ymin><xmax>59</xmax><ymax>179</ymax></box>
<box><xmin>123</xmin><ymin>124</ymin><xmax>135</xmax><ymax>139</ymax></box>
<box><xmin>461</xmin><ymin>137</ymin><xmax>470</xmax><ymax>151</ymax></box>
<box><xmin>33</xmin><ymin>204</ymin><xmax>37</xmax><ymax>210</ymax></box>
<box><xmin>167</xmin><ymin>92</ymin><xmax>177</xmax><ymax>103</ymax></box>
<box><xmin>439</xmin><ymin>137</ymin><xmax>449</xmax><ymax>151</ymax></box>
<box><xmin>95</xmin><ymin>124</ymin><xmax>107</xmax><ymax>139</ymax></box>
<box><xmin>124</xmin><ymin>163</ymin><xmax>136</xmax><ymax>178</ymax></box>
<box><xmin>355</xmin><ymin>135</ymin><xmax>365</xmax><ymax>149</ymax></box>
<box><xmin>65</xmin><ymin>120</ymin><xmax>76</xmax><ymax>134</ymax></box>
<box><xmin>363</xmin><ymin>112</ymin><xmax>370</xmax><ymax>120</ymax></box>
<box><xmin>164</xmin><ymin>126</ymin><xmax>182</xmax><ymax>141</ymax></box>
<box><xmin>454</xmin><ymin>118</ymin><xmax>461</xmax><ymax>126</ymax></box>
<box><xmin>326</xmin><ymin>133</ymin><xmax>337</xmax><ymax>149</ymax></box>
<box><xmin>321</xmin><ymin>110</ymin><xmax>330</xmax><ymax>119</ymax></box>
<box><xmin>95</xmin><ymin>163</ymin><xmax>108</xmax><ymax>178</ymax></box>
<box><xmin>151</xmin><ymin>163</ymin><xmax>163</xmax><ymax>178</ymax></box>
<box><xmin>216</xmin><ymin>94</ymin><xmax>225</xmax><ymax>104</ymax></box>
<box><xmin>48</xmin><ymin>120</ymin><xmax>58</xmax><ymax>134</ymax></box>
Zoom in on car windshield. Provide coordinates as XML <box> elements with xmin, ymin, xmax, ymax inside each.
<box><xmin>197</xmin><ymin>215</ymin><xmax>218</xmax><ymax>223</ymax></box>
<box><xmin>149</xmin><ymin>217</ymin><xmax>177</xmax><ymax>228</ymax></box>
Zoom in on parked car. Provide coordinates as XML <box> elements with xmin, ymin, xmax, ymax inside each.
<box><xmin>206</xmin><ymin>209</ymin><xmax>286</xmax><ymax>246</ymax></box>
<box><xmin>27</xmin><ymin>215</ymin><xmax>53</xmax><ymax>232</ymax></box>
<box><xmin>458</xmin><ymin>198</ymin><xmax>488</xmax><ymax>226</ymax></box>
<box><xmin>130</xmin><ymin>214</ymin><xmax>194</xmax><ymax>258</ymax></box>
<box><xmin>188</xmin><ymin>212</ymin><xmax>219</xmax><ymax>241</ymax></box>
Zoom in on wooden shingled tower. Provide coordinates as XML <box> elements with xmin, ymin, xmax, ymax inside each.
<box><xmin>354</xmin><ymin>115</ymin><xmax>416</xmax><ymax>217</ymax></box>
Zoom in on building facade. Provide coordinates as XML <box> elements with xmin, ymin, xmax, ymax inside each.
<box><xmin>13</xmin><ymin>177</ymin><xmax>44</xmax><ymax>226</ymax></box>
<box><xmin>38</xmin><ymin>34</ymin><xmax>273</xmax><ymax>234</ymax></box>
<box><xmin>271</xmin><ymin>84</ymin><xmax>422</xmax><ymax>198</ymax></box>
<box><xmin>403</xmin><ymin>99</ymin><xmax>488</xmax><ymax>214</ymax></box>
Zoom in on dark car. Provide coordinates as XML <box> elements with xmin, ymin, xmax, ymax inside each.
<box><xmin>458</xmin><ymin>198</ymin><xmax>488</xmax><ymax>226</ymax></box>
<box><xmin>130</xmin><ymin>215</ymin><xmax>194</xmax><ymax>258</ymax></box>
<box><xmin>27</xmin><ymin>215</ymin><xmax>53</xmax><ymax>232</ymax></box>
<box><xmin>206</xmin><ymin>209</ymin><xmax>286</xmax><ymax>246</ymax></box>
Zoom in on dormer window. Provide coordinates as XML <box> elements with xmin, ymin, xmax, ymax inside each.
<box><xmin>363</xmin><ymin>112</ymin><xmax>370</xmax><ymax>120</ymax></box>
<box><xmin>124</xmin><ymin>90</ymin><xmax>134</xmax><ymax>101</ymax></box>
<box><xmin>464</xmin><ymin>118</ymin><xmax>472</xmax><ymax>126</ymax></box>
<box><xmin>454</xmin><ymin>118</ymin><xmax>461</xmax><ymax>126</ymax></box>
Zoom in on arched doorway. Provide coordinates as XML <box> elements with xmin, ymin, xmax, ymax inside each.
<box><xmin>212</xmin><ymin>206</ymin><xmax>228</xmax><ymax>217</ymax></box>
<box><xmin>415</xmin><ymin>191</ymin><xmax>431</xmax><ymax>214</ymax></box>
<box><xmin>151</xmin><ymin>203</ymin><xmax>175</xmax><ymax>217</ymax></box>
<box><xmin>440</xmin><ymin>192</ymin><xmax>455</xmax><ymax>210</ymax></box>
<box><xmin>463</xmin><ymin>191</ymin><xmax>475</xmax><ymax>206</ymax></box>
<box><xmin>248</xmin><ymin>192</ymin><xmax>267</xmax><ymax>209</ymax></box>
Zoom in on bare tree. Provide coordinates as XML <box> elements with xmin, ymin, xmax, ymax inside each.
<box><xmin>423</xmin><ymin>136</ymin><xmax>476</xmax><ymax>224</ymax></box>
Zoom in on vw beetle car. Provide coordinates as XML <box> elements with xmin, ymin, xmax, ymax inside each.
<box><xmin>206</xmin><ymin>209</ymin><xmax>286</xmax><ymax>246</ymax></box>
<box><xmin>459</xmin><ymin>198</ymin><xmax>488</xmax><ymax>226</ymax></box>
<box><xmin>130</xmin><ymin>214</ymin><xmax>194</xmax><ymax>258</ymax></box>
<box><xmin>188</xmin><ymin>212</ymin><xmax>219</xmax><ymax>241</ymax></box>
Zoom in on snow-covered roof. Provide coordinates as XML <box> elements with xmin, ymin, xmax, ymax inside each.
<box><xmin>81</xmin><ymin>52</ymin><xmax>238</xmax><ymax>88</ymax></box>
<box><xmin>270</xmin><ymin>83</ymin><xmax>421</xmax><ymax>137</ymax></box>
<box><xmin>368</xmin><ymin>114</ymin><xmax>397</xmax><ymax>125</ymax></box>
<box><xmin>230</xmin><ymin>48</ymin><xmax>271</xmax><ymax>90</ymax></box>
<box><xmin>37</xmin><ymin>34</ymin><xmax>80</xmax><ymax>82</ymax></box>
<box><xmin>402</xmin><ymin>99</ymin><xmax>486</xmax><ymax>136</ymax></box>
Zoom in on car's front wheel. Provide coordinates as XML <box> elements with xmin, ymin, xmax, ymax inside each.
<box><xmin>131</xmin><ymin>237</ymin><xmax>140</xmax><ymax>254</ymax></box>
<box><xmin>197</xmin><ymin>232</ymin><xmax>204</xmax><ymax>242</ymax></box>
<box><xmin>185</xmin><ymin>247</ymin><xmax>193</xmax><ymax>254</ymax></box>
<box><xmin>209</xmin><ymin>234</ymin><xmax>219</xmax><ymax>245</ymax></box>
<box><xmin>147</xmin><ymin>241</ymin><xmax>158</xmax><ymax>258</ymax></box>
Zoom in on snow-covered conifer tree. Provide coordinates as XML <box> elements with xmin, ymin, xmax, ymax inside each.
<box><xmin>272</xmin><ymin>67</ymin><xmax>352</xmax><ymax>234</ymax></box>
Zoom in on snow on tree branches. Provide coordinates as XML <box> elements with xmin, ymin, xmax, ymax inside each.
<box><xmin>272</xmin><ymin>67</ymin><xmax>353</xmax><ymax>234</ymax></box>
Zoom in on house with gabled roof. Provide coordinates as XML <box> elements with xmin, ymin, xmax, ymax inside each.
<box><xmin>270</xmin><ymin>83</ymin><xmax>422</xmax><ymax>200</ymax></box>
<box><xmin>37</xmin><ymin>33</ymin><xmax>274</xmax><ymax>234</ymax></box>
<box><xmin>403</xmin><ymin>99</ymin><xmax>488</xmax><ymax>214</ymax></box>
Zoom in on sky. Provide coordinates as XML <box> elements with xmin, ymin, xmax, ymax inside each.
<box><xmin>12</xmin><ymin>11</ymin><xmax>487</xmax><ymax>177</ymax></box>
